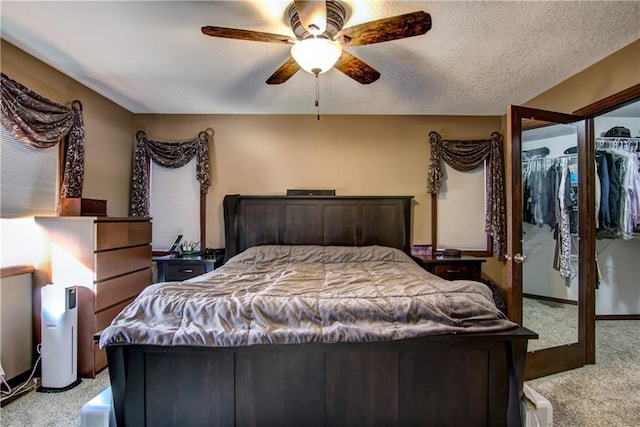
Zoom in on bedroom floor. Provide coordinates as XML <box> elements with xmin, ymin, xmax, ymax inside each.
<box><xmin>0</xmin><ymin>370</ymin><xmax>109</xmax><ymax>426</ymax></box>
<box><xmin>523</xmin><ymin>296</ymin><xmax>578</xmax><ymax>352</ymax></box>
<box><xmin>527</xmin><ymin>319</ymin><xmax>640</xmax><ymax>427</ymax></box>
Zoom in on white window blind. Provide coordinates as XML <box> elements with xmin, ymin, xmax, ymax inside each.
<box><xmin>149</xmin><ymin>157</ymin><xmax>200</xmax><ymax>251</ymax></box>
<box><xmin>0</xmin><ymin>125</ymin><xmax>58</xmax><ymax>218</ymax></box>
<box><xmin>436</xmin><ymin>163</ymin><xmax>487</xmax><ymax>250</ymax></box>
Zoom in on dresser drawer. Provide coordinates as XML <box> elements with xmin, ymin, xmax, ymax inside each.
<box><xmin>95</xmin><ymin>267</ymin><xmax>151</xmax><ymax>311</ymax></box>
<box><xmin>95</xmin><ymin>297</ymin><xmax>135</xmax><ymax>333</ymax></box>
<box><xmin>166</xmin><ymin>263</ymin><xmax>207</xmax><ymax>281</ymax></box>
<box><xmin>95</xmin><ymin>245</ymin><xmax>151</xmax><ymax>282</ymax></box>
<box><xmin>96</xmin><ymin>220</ymin><xmax>151</xmax><ymax>251</ymax></box>
<box><xmin>432</xmin><ymin>263</ymin><xmax>475</xmax><ymax>280</ymax></box>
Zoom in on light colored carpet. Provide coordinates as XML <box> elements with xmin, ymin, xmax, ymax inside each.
<box><xmin>528</xmin><ymin>320</ymin><xmax>640</xmax><ymax>427</ymax></box>
<box><xmin>523</xmin><ymin>296</ymin><xmax>579</xmax><ymax>351</ymax></box>
<box><xmin>0</xmin><ymin>370</ymin><xmax>110</xmax><ymax>426</ymax></box>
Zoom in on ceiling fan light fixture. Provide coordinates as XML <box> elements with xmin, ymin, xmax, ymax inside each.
<box><xmin>291</xmin><ymin>37</ymin><xmax>342</xmax><ymax>75</ymax></box>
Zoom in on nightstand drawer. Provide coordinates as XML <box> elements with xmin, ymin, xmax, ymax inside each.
<box><xmin>154</xmin><ymin>256</ymin><xmax>217</xmax><ymax>282</ymax></box>
<box><xmin>415</xmin><ymin>255</ymin><xmax>485</xmax><ymax>281</ymax></box>
<box><xmin>433</xmin><ymin>264</ymin><xmax>474</xmax><ymax>280</ymax></box>
<box><xmin>165</xmin><ymin>263</ymin><xmax>207</xmax><ymax>281</ymax></box>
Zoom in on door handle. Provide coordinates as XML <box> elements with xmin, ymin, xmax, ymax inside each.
<box><xmin>506</xmin><ymin>253</ymin><xmax>527</xmax><ymax>263</ymax></box>
<box><xmin>514</xmin><ymin>253</ymin><xmax>527</xmax><ymax>264</ymax></box>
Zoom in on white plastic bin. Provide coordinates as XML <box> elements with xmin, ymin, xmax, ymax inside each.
<box><xmin>80</xmin><ymin>387</ymin><xmax>116</xmax><ymax>427</ymax></box>
<box><xmin>523</xmin><ymin>383</ymin><xmax>553</xmax><ymax>427</ymax></box>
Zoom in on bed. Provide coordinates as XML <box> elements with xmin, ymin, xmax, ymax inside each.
<box><xmin>100</xmin><ymin>195</ymin><xmax>536</xmax><ymax>426</ymax></box>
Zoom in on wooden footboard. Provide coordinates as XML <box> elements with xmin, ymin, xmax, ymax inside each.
<box><xmin>106</xmin><ymin>327</ymin><xmax>535</xmax><ymax>426</ymax></box>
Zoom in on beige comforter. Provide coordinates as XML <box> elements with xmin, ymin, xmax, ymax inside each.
<box><xmin>100</xmin><ymin>245</ymin><xmax>516</xmax><ymax>348</ymax></box>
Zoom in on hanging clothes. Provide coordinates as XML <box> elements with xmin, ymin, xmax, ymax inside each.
<box><xmin>612</xmin><ymin>149</ymin><xmax>640</xmax><ymax>239</ymax></box>
<box><xmin>596</xmin><ymin>153</ymin><xmax>611</xmax><ymax>229</ymax></box>
<box><xmin>522</xmin><ymin>156</ymin><xmax>575</xmax><ymax>281</ymax></box>
<box><xmin>557</xmin><ymin>158</ymin><xmax>573</xmax><ymax>280</ymax></box>
<box><xmin>595</xmin><ymin>138</ymin><xmax>640</xmax><ymax>240</ymax></box>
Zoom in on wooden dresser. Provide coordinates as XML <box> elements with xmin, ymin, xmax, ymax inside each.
<box><xmin>35</xmin><ymin>216</ymin><xmax>152</xmax><ymax>377</ymax></box>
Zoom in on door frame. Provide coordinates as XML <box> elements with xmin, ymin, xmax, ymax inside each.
<box><xmin>506</xmin><ymin>105</ymin><xmax>593</xmax><ymax>379</ymax></box>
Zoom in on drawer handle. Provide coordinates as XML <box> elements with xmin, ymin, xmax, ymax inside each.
<box><xmin>446</xmin><ymin>269</ymin><xmax>461</xmax><ymax>274</ymax></box>
<box><xmin>179</xmin><ymin>269</ymin><xmax>194</xmax><ymax>273</ymax></box>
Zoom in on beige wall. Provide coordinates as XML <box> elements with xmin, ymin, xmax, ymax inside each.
<box><xmin>0</xmin><ymin>272</ymin><xmax>32</xmax><ymax>379</ymax></box>
<box><xmin>1</xmin><ymin>40</ymin><xmax>134</xmax><ymax>217</ymax></box>
<box><xmin>133</xmin><ymin>114</ymin><xmax>501</xmax><ymax>249</ymax></box>
<box><xmin>2</xmin><ymin>38</ymin><xmax>502</xmax><ymax>277</ymax></box>
<box><xmin>3</xmin><ymin>37</ymin><xmax>639</xmax><ymax>287</ymax></box>
<box><xmin>118</xmin><ymin>39</ymin><xmax>640</xmax><ymax>287</ymax></box>
<box><xmin>524</xmin><ymin>39</ymin><xmax>640</xmax><ymax>114</ymax></box>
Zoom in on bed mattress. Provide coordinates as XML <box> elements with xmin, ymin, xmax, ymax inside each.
<box><xmin>100</xmin><ymin>245</ymin><xmax>516</xmax><ymax>348</ymax></box>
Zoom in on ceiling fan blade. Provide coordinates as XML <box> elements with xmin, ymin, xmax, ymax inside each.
<box><xmin>294</xmin><ymin>0</ymin><xmax>327</xmax><ymax>34</ymax></box>
<box><xmin>334</xmin><ymin>51</ymin><xmax>380</xmax><ymax>85</ymax></box>
<box><xmin>201</xmin><ymin>26</ymin><xmax>294</xmax><ymax>44</ymax></box>
<box><xmin>266</xmin><ymin>58</ymin><xmax>301</xmax><ymax>84</ymax></box>
<box><xmin>339</xmin><ymin>11</ymin><xmax>432</xmax><ymax>47</ymax></box>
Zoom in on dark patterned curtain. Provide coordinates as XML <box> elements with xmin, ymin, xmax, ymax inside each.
<box><xmin>130</xmin><ymin>130</ymin><xmax>211</xmax><ymax>217</ymax></box>
<box><xmin>427</xmin><ymin>131</ymin><xmax>506</xmax><ymax>260</ymax></box>
<box><xmin>0</xmin><ymin>72</ymin><xmax>85</xmax><ymax>198</ymax></box>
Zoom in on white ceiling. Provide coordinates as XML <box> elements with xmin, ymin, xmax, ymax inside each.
<box><xmin>1</xmin><ymin>1</ymin><xmax>639</xmax><ymax>116</ymax></box>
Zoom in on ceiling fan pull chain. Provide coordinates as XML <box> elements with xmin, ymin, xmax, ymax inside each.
<box><xmin>314</xmin><ymin>70</ymin><xmax>320</xmax><ymax>120</ymax></box>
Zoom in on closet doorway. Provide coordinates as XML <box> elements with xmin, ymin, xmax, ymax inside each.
<box><xmin>507</xmin><ymin>84</ymin><xmax>640</xmax><ymax>380</ymax></box>
<box><xmin>577</xmin><ymin>94</ymin><xmax>640</xmax><ymax>322</ymax></box>
<box><xmin>506</xmin><ymin>106</ymin><xmax>592</xmax><ymax>380</ymax></box>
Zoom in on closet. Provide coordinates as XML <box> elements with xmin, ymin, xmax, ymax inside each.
<box><xmin>508</xmin><ymin>87</ymin><xmax>640</xmax><ymax>379</ymax></box>
<box><xmin>593</xmin><ymin>104</ymin><xmax>640</xmax><ymax>318</ymax></box>
<box><xmin>518</xmin><ymin>114</ymin><xmax>640</xmax><ymax>338</ymax></box>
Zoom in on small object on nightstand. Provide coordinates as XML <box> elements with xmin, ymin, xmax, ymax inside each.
<box><xmin>168</xmin><ymin>234</ymin><xmax>183</xmax><ymax>252</ymax></box>
<box><xmin>59</xmin><ymin>198</ymin><xmax>107</xmax><ymax>216</ymax></box>
<box><xmin>442</xmin><ymin>248</ymin><xmax>462</xmax><ymax>257</ymax></box>
<box><xmin>177</xmin><ymin>240</ymin><xmax>200</xmax><ymax>258</ymax></box>
<box><xmin>411</xmin><ymin>244</ymin><xmax>432</xmax><ymax>257</ymax></box>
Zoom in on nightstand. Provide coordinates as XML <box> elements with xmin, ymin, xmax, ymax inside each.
<box><xmin>153</xmin><ymin>255</ymin><xmax>217</xmax><ymax>282</ymax></box>
<box><xmin>414</xmin><ymin>255</ymin><xmax>485</xmax><ymax>281</ymax></box>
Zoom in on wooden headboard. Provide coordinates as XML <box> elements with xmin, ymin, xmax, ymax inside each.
<box><xmin>223</xmin><ymin>195</ymin><xmax>413</xmax><ymax>261</ymax></box>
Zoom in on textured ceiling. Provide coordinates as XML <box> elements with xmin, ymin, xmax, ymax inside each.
<box><xmin>1</xmin><ymin>1</ymin><xmax>639</xmax><ymax>115</ymax></box>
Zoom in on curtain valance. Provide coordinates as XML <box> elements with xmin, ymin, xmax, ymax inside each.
<box><xmin>427</xmin><ymin>131</ymin><xmax>506</xmax><ymax>260</ymax></box>
<box><xmin>0</xmin><ymin>72</ymin><xmax>85</xmax><ymax>198</ymax></box>
<box><xmin>130</xmin><ymin>130</ymin><xmax>211</xmax><ymax>217</ymax></box>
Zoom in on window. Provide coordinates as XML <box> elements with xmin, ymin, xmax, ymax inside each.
<box><xmin>1</xmin><ymin>125</ymin><xmax>58</xmax><ymax>218</ymax></box>
<box><xmin>434</xmin><ymin>162</ymin><xmax>489</xmax><ymax>252</ymax></box>
<box><xmin>149</xmin><ymin>157</ymin><xmax>200</xmax><ymax>251</ymax></box>
<box><xmin>1</xmin><ymin>125</ymin><xmax>58</xmax><ymax>268</ymax></box>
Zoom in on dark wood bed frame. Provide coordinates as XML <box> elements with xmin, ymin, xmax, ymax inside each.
<box><xmin>105</xmin><ymin>195</ymin><xmax>536</xmax><ymax>426</ymax></box>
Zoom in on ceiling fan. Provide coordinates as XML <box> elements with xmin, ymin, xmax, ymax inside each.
<box><xmin>201</xmin><ymin>0</ymin><xmax>432</xmax><ymax>85</ymax></box>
